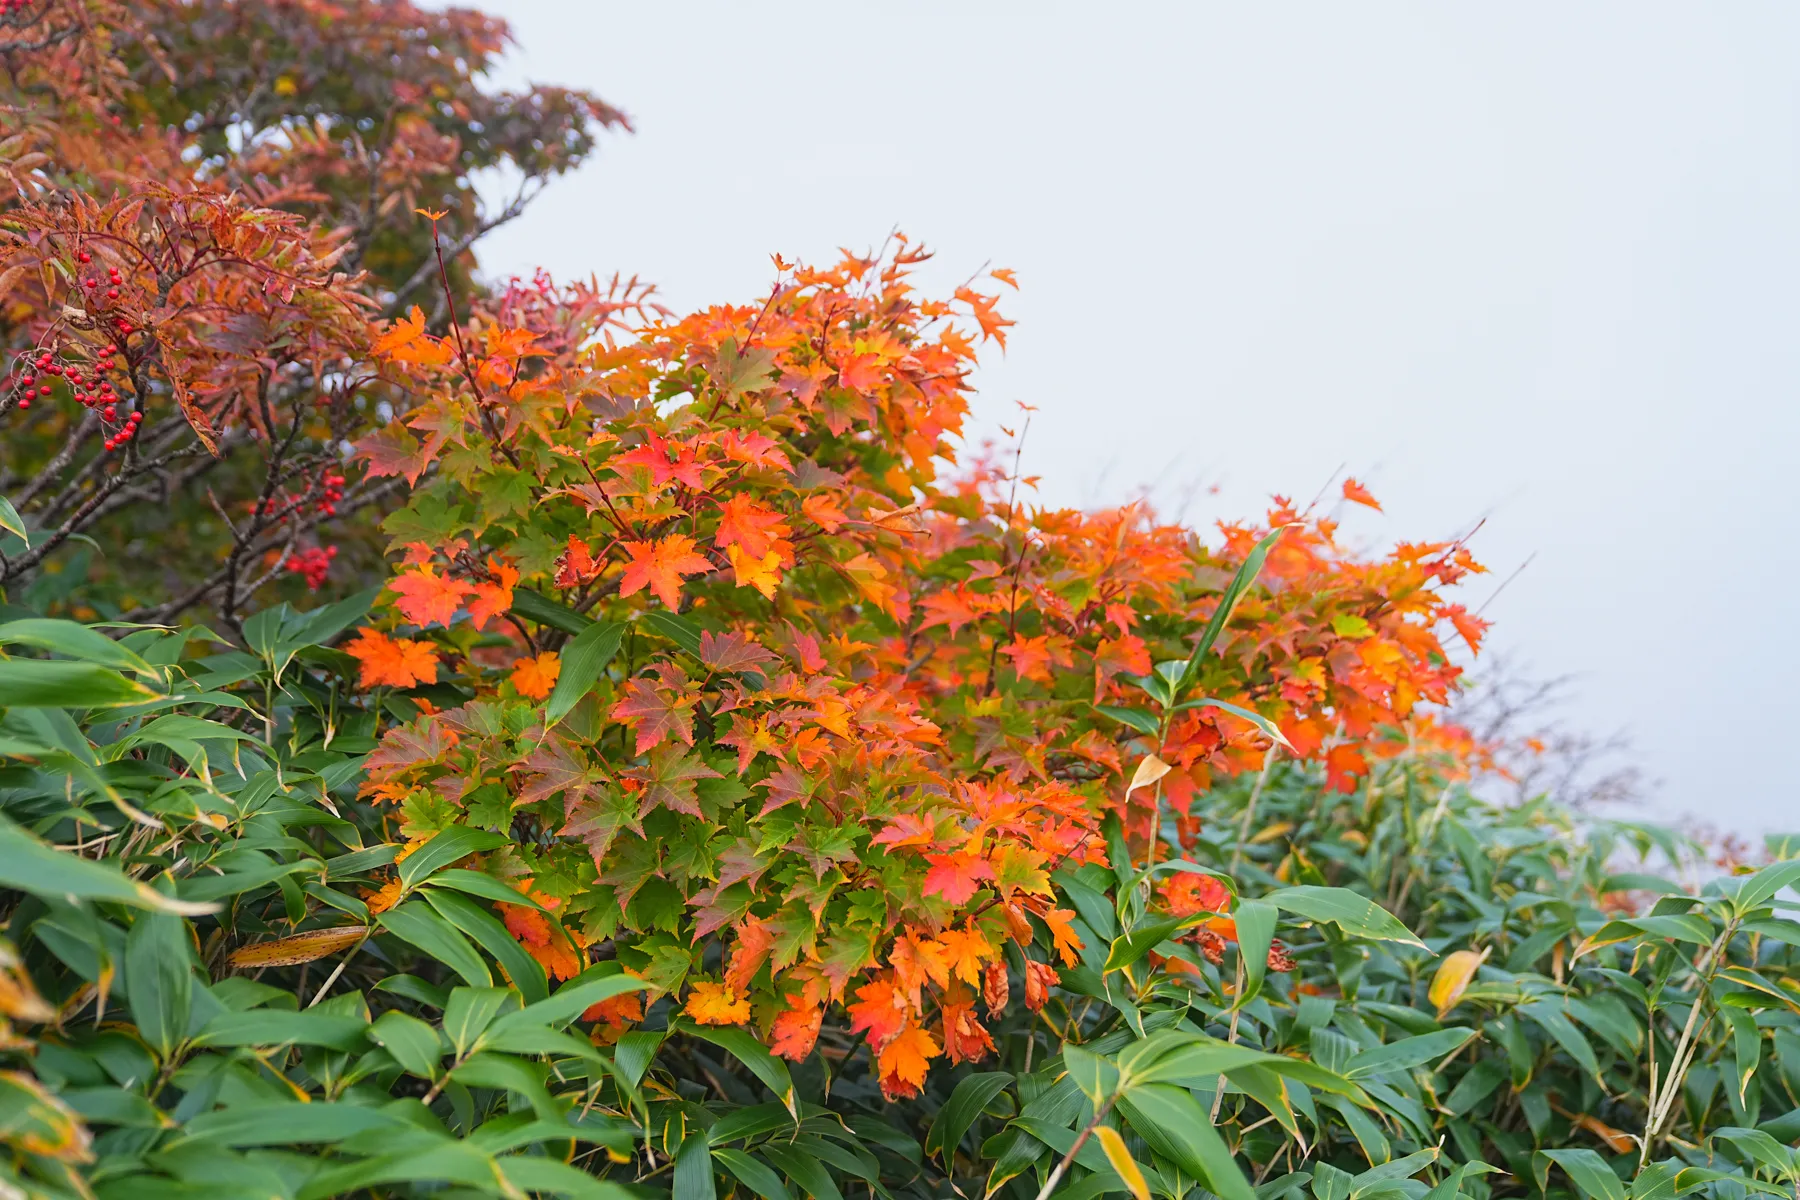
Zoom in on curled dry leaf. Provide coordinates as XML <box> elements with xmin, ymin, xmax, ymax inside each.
<box><xmin>228</xmin><ymin>925</ymin><xmax>369</xmax><ymax>968</ymax></box>
<box><xmin>1125</xmin><ymin>753</ymin><xmax>1171</xmax><ymax>799</ymax></box>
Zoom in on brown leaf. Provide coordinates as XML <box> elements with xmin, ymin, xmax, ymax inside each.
<box><xmin>228</xmin><ymin>925</ymin><xmax>368</xmax><ymax>968</ymax></box>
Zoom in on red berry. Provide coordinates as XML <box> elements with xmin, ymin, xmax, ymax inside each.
<box><xmin>103</xmin><ymin>405</ymin><xmax>116</xmax><ymax>420</ymax></box>
<box><xmin>106</xmin><ymin>289</ymin><xmax>119</xmax><ymax>300</ymax></box>
<box><xmin>17</xmin><ymin>399</ymin><xmax>29</xmax><ymax>410</ymax></box>
<box><xmin>36</xmin><ymin>386</ymin><xmax>50</xmax><ymax>398</ymax></box>
<box><xmin>129</xmin><ymin>411</ymin><xmax>142</xmax><ymax>423</ymax></box>
<box><xmin>84</xmin><ymin>279</ymin><xmax>96</xmax><ymax>289</ymax></box>
<box><xmin>79</xmin><ymin>252</ymin><xmax>90</xmax><ymax>264</ymax></box>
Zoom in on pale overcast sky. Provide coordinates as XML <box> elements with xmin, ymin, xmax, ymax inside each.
<box><xmin>472</xmin><ymin>2</ymin><xmax>1800</xmax><ymax>834</ymax></box>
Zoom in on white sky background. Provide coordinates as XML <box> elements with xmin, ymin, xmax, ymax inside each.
<box><xmin>470</xmin><ymin>2</ymin><xmax>1800</xmax><ymax>833</ymax></box>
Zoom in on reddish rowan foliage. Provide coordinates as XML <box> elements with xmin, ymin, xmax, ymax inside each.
<box><xmin>0</xmin><ymin>0</ymin><xmax>627</xmax><ymax>622</ymax></box>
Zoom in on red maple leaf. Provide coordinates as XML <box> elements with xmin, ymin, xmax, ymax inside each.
<box><xmin>698</xmin><ymin>630</ymin><xmax>778</xmax><ymax>674</ymax></box>
<box><xmin>627</xmin><ymin>743</ymin><xmax>721</xmax><ymax>818</ymax></box>
<box><xmin>618</xmin><ymin>535</ymin><xmax>713</xmax><ymax>608</ymax></box>
<box><xmin>609</xmin><ymin>676</ymin><xmax>697</xmax><ymax>755</ymax></box>
<box><xmin>613</xmin><ymin>429</ymin><xmax>708</xmax><ymax>490</ymax></box>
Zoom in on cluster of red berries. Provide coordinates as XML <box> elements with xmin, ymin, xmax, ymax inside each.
<box><xmin>77</xmin><ymin>252</ymin><xmax>126</xmax><ymax>304</ymax></box>
<box><xmin>0</xmin><ymin>0</ymin><xmax>39</xmax><ymax>15</ymax></box>
<box><xmin>11</xmin><ymin>343</ymin><xmax>141</xmax><ymax>452</ymax></box>
<box><xmin>284</xmin><ymin>545</ymin><xmax>338</xmax><ymax>591</ymax></box>
<box><xmin>317</xmin><ymin>471</ymin><xmax>346</xmax><ymax>516</ymax></box>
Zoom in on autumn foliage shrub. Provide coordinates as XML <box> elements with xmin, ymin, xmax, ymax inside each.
<box><xmin>12</xmin><ymin>8</ymin><xmax>1800</xmax><ymax>1200</ymax></box>
<box><xmin>344</xmin><ymin>231</ymin><xmax>1493</xmax><ymax>1099</ymax></box>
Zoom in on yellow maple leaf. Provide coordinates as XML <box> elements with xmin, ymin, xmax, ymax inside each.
<box><xmin>684</xmin><ymin>980</ymin><xmax>751</xmax><ymax>1026</ymax></box>
<box><xmin>727</xmin><ymin>543</ymin><xmax>781</xmax><ymax>599</ymax></box>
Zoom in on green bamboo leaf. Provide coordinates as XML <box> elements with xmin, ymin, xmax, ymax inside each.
<box><xmin>0</xmin><ymin>820</ymin><xmax>214</xmax><ymax>914</ymax></box>
<box><xmin>1093</xmin><ymin>704</ymin><xmax>1160</xmax><ymax>736</ymax></box>
<box><xmin>511</xmin><ymin>587</ymin><xmax>595</xmax><ymax>635</ymax></box>
<box><xmin>1175</xmin><ymin>525</ymin><xmax>1288</xmax><ymax>697</ymax></box>
<box><xmin>195</xmin><ymin>1009</ymin><xmax>370</xmax><ymax>1053</ymax></box>
<box><xmin>124</xmin><ymin>910</ymin><xmax>192</xmax><ymax>1059</ymax></box>
<box><xmin>545</xmin><ymin>620</ymin><xmax>623</xmax><ymax>726</ymax></box>
<box><xmin>1266</xmin><ymin>885</ymin><xmax>1425</xmax><ymax>948</ymax></box>
<box><xmin>1233</xmin><ymin>899</ymin><xmax>1277</xmax><ymax>1010</ymax></box>
<box><xmin>1538</xmin><ymin>1149</ymin><xmax>1626</xmax><ymax>1200</ymax></box>
<box><xmin>1170</xmin><ymin>698</ymin><xmax>1295</xmax><ymax>750</ymax></box>
<box><xmin>421</xmin><ymin>887</ymin><xmax>548</xmax><ymax>1005</ymax></box>
<box><xmin>682</xmin><ymin>1021</ymin><xmax>797</xmax><ymax>1114</ymax></box>
<box><xmin>0</xmin><ymin>495</ymin><xmax>26</xmax><ymax>543</ymax></box>
<box><xmin>1344</xmin><ymin>1028</ymin><xmax>1475</xmax><ymax>1080</ymax></box>
<box><xmin>397</xmin><ymin>826</ymin><xmax>510</xmax><ymax>889</ymax></box>
<box><xmin>0</xmin><ymin>659</ymin><xmax>157</xmax><ymax>707</ymax></box>
<box><xmin>369</xmin><ymin>1010</ymin><xmax>444</xmax><ymax>1079</ymax></box>
<box><xmin>715</xmin><ymin>1148</ymin><xmax>794</xmax><ymax>1200</ymax></box>
<box><xmin>379</xmin><ymin>900</ymin><xmax>493</xmax><ymax>988</ymax></box>
<box><xmin>762</xmin><ymin>1143</ymin><xmax>843</xmax><ymax>1200</ymax></box>
<box><xmin>641</xmin><ymin>608</ymin><xmax>704</xmax><ymax>655</ymax></box>
<box><xmin>675</xmin><ymin>1131</ymin><xmax>717</xmax><ymax>1200</ymax></box>
<box><xmin>1115</xmin><ymin>1083</ymin><xmax>1254</xmax><ymax>1200</ymax></box>
<box><xmin>174</xmin><ymin>1101</ymin><xmax>412</xmax><ymax>1147</ymax></box>
<box><xmin>0</xmin><ymin>618</ymin><xmax>155</xmax><ymax>675</ymax></box>
<box><xmin>925</xmin><ymin>1071</ymin><xmax>1012</xmax><ymax>1163</ymax></box>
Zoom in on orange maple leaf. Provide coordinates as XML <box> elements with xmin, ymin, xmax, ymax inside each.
<box><xmin>1325</xmin><ymin>743</ymin><xmax>1368</xmax><ymax>794</ymax></box>
<box><xmin>770</xmin><ymin>996</ymin><xmax>824</xmax><ymax>1061</ymax></box>
<box><xmin>713</xmin><ymin>493</ymin><xmax>792</xmax><ymax>560</ymax></box>
<box><xmin>684</xmin><ymin>980</ymin><xmax>751</xmax><ymax>1026</ymax></box>
<box><xmin>724</xmin><ymin>919</ymin><xmax>774</xmax><ymax>994</ymax></box>
<box><xmin>619</xmin><ymin>535</ymin><xmax>713</xmax><ymax>608</ymax></box>
<box><xmin>389</xmin><ymin>563</ymin><xmax>474</xmax><ymax>628</ymax></box>
<box><xmin>1342</xmin><ymin>477</ymin><xmax>1383</xmax><ymax>512</ymax></box>
<box><xmin>847</xmin><ymin>975</ymin><xmax>908</xmax><ymax>1049</ymax></box>
<box><xmin>922</xmin><ymin>850</ymin><xmax>995</xmax><ymax>905</ymax></box>
<box><xmin>467</xmin><ymin>556</ymin><xmax>519</xmax><ymax>631</ymax></box>
<box><xmin>344</xmin><ymin>629</ymin><xmax>439</xmax><ymax>689</ymax></box>
<box><xmin>877</xmin><ymin>1024</ymin><xmax>940</xmax><ymax>1099</ymax></box>
<box><xmin>802</xmin><ymin>493</ymin><xmax>847</xmax><ymax>533</ymax></box>
<box><xmin>1442</xmin><ymin>603</ymin><xmax>1491</xmax><ymax>655</ymax></box>
<box><xmin>1043</xmin><ymin>908</ymin><xmax>1084</xmax><ymax>967</ymax></box>
<box><xmin>510</xmin><ymin>652</ymin><xmax>561</xmax><ymax>701</ymax></box>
